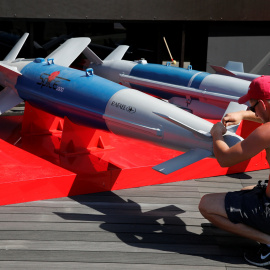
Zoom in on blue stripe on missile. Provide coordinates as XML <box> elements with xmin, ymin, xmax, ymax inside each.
<box><xmin>130</xmin><ymin>64</ymin><xmax>199</xmax><ymax>85</ymax></box>
<box><xmin>16</xmin><ymin>60</ymin><xmax>124</xmax><ymax>130</ymax></box>
<box><xmin>129</xmin><ymin>63</ymin><xmax>210</xmax><ymax>99</ymax></box>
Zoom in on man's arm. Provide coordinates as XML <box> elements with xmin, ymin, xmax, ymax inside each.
<box><xmin>211</xmin><ymin>122</ymin><xmax>270</xmax><ymax>167</ymax></box>
<box><xmin>222</xmin><ymin>110</ymin><xmax>262</xmax><ymax>127</ymax></box>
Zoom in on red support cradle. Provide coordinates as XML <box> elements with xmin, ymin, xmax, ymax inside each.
<box><xmin>0</xmin><ymin>102</ymin><xmax>267</xmax><ymax>205</ymax></box>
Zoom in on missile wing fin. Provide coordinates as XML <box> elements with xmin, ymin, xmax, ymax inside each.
<box><xmin>0</xmin><ymin>87</ymin><xmax>23</xmax><ymax>114</ymax></box>
<box><xmin>83</xmin><ymin>47</ymin><xmax>103</xmax><ymax>65</ymax></box>
<box><xmin>3</xmin><ymin>33</ymin><xmax>29</xmax><ymax>62</ymax></box>
<box><xmin>104</xmin><ymin>45</ymin><xmax>129</xmax><ymax>61</ymax></box>
<box><xmin>153</xmin><ymin>112</ymin><xmax>212</xmax><ymax>140</ymax></box>
<box><xmin>221</xmin><ymin>102</ymin><xmax>248</xmax><ymax>133</ymax></box>
<box><xmin>210</xmin><ymin>65</ymin><xmax>236</xmax><ymax>76</ymax></box>
<box><xmin>46</xmin><ymin>37</ymin><xmax>91</xmax><ymax>67</ymax></box>
<box><xmin>153</xmin><ymin>148</ymin><xmax>212</xmax><ymax>175</ymax></box>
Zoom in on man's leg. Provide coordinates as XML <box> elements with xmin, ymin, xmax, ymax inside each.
<box><xmin>198</xmin><ymin>192</ymin><xmax>270</xmax><ymax>244</ymax></box>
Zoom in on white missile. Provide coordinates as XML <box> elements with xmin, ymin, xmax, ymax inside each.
<box><xmin>83</xmin><ymin>45</ymin><xmax>250</xmax><ymax>119</ymax></box>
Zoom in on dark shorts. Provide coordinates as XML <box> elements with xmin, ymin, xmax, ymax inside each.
<box><xmin>225</xmin><ymin>181</ymin><xmax>270</xmax><ymax>235</ymax></box>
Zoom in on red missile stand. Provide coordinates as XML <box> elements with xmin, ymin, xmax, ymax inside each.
<box><xmin>0</xmin><ymin>101</ymin><xmax>268</xmax><ymax>205</ymax></box>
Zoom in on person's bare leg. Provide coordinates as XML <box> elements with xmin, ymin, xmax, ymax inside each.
<box><xmin>199</xmin><ymin>192</ymin><xmax>270</xmax><ymax>244</ymax></box>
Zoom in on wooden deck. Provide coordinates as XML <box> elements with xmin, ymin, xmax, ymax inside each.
<box><xmin>0</xmin><ymin>169</ymin><xmax>269</xmax><ymax>269</ymax></box>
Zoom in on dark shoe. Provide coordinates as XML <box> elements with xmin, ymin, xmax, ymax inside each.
<box><xmin>244</xmin><ymin>244</ymin><xmax>270</xmax><ymax>266</ymax></box>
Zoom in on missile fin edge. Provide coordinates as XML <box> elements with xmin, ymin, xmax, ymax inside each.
<box><xmin>221</xmin><ymin>102</ymin><xmax>248</xmax><ymax>134</ymax></box>
<box><xmin>153</xmin><ymin>112</ymin><xmax>212</xmax><ymax>141</ymax></box>
<box><xmin>0</xmin><ymin>86</ymin><xmax>23</xmax><ymax>114</ymax></box>
<box><xmin>225</xmin><ymin>61</ymin><xmax>244</xmax><ymax>73</ymax></box>
<box><xmin>83</xmin><ymin>47</ymin><xmax>103</xmax><ymax>65</ymax></box>
<box><xmin>152</xmin><ymin>148</ymin><xmax>212</xmax><ymax>175</ymax></box>
<box><xmin>104</xmin><ymin>45</ymin><xmax>129</xmax><ymax>61</ymax></box>
<box><xmin>3</xmin><ymin>33</ymin><xmax>29</xmax><ymax>62</ymax></box>
<box><xmin>46</xmin><ymin>37</ymin><xmax>91</xmax><ymax>67</ymax></box>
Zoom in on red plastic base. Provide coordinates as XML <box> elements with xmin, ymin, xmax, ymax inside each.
<box><xmin>0</xmin><ymin>102</ymin><xmax>268</xmax><ymax>205</ymax></box>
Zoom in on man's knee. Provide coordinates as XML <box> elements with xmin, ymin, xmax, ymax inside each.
<box><xmin>199</xmin><ymin>192</ymin><xmax>227</xmax><ymax>218</ymax></box>
<box><xmin>198</xmin><ymin>194</ymin><xmax>210</xmax><ymax>215</ymax></box>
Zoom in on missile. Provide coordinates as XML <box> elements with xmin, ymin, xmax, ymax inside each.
<box><xmin>83</xmin><ymin>45</ymin><xmax>250</xmax><ymax>119</ymax></box>
<box><xmin>0</xmin><ymin>33</ymin><xmax>245</xmax><ymax>174</ymax></box>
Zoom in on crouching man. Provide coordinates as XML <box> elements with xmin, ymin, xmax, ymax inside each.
<box><xmin>199</xmin><ymin>75</ymin><xmax>270</xmax><ymax>267</ymax></box>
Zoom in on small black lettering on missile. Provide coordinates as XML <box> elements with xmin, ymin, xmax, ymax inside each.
<box><xmin>37</xmin><ymin>72</ymin><xmax>69</xmax><ymax>92</ymax></box>
<box><xmin>111</xmin><ymin>101</ymin><xmax>136</xmax><ymax>113</ymax></box>
<box><xmin>126</xmin><ymin>106</ymin><xmax>136</xmax><ymax>113</ymax></box>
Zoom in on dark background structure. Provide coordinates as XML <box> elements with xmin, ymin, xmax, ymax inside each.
<box><xmin>0</xmin><ymin>0</ymin><xmax>270</xmax><ymax>73</ymax></box>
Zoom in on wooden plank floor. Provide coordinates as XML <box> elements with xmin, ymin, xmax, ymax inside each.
<box><xmin>0</xmin><ymin>169</ymin><xmax>269</xmax><ymax>269</ymax></box>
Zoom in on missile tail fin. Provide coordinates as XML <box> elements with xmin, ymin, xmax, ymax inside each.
<box><xmin>83</xmin><ymin>47</ymin><xmax>103</xmax><ymax>65</ymax></box>
<box><xmin>104</xmin><ymin>45</ymin><xmax>129</xmax><ymax>61</ymax></box>
<box><xmin>153</xmin><ymin>149</ymin><xmax>212</xmax><ymax>175</ymax></box>
<box><xmin>3</xmin><ymin>33</ymin><xmax>29</xmax><ymax>62</ymax></box>
<box><xmin>46</xmin><ymin>37</ymin><xmax>91</xmax><ymax>67</ymax></box>
<box><xmin>0</xmin><ymin>87</ymin><xmax>23</xmax><ymax>114</ymax></box>
<box><xmin>225</xmin><ymin>61</ymin><xmax>244</xmax><ymax>72</ymax></box>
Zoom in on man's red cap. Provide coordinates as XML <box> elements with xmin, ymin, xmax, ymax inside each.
<box><xmin>238</xmin><ymin>75</ymin><xmax>270</xmax><ymax>104</ymax></box>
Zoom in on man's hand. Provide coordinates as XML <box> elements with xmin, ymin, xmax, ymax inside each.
<box><xmin>222</xmin><ymin>111</ymin><xmax>244</xmax><ymax>127</ymax></box>
<box><xmin>210</xmin><ymin>122</ymin><xmax>227</xmax><ymax>137</ymax></box>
